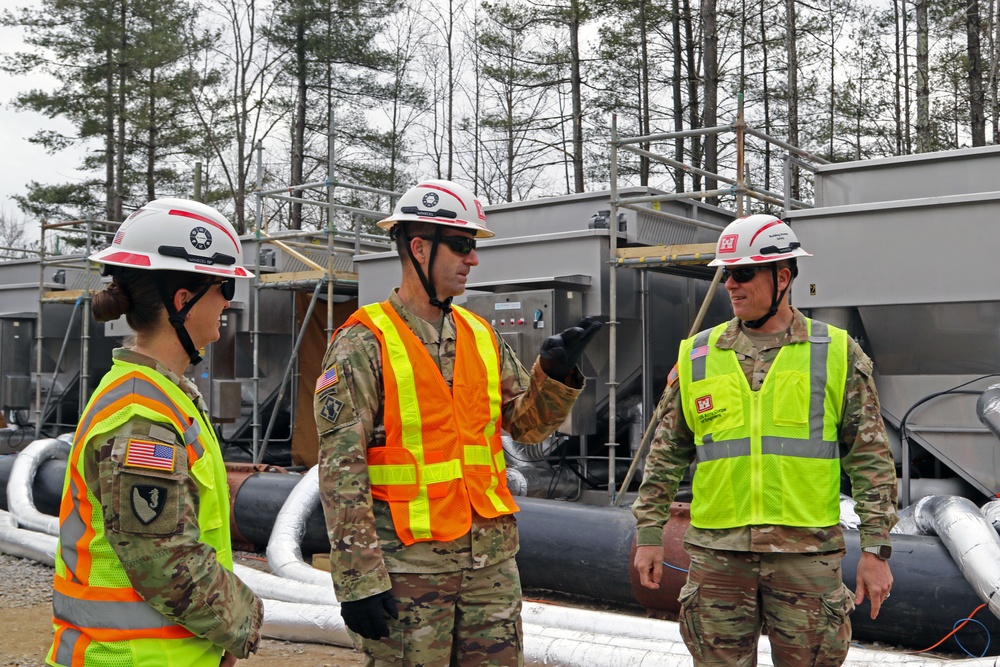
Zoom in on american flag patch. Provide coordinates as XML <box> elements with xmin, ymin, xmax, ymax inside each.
<box><xmin>667</xmin><ymin>364</ymin><xmax>679</xmax><ymax>387</ymax></box>
<box><xmin>690</xmin><ymin>345</ymin><xmax>709</xmax><ymax>360</ymax></box>
<box><xmin>124</xmin><ymin>440</ymin><xmax>176</xmax><ymax>472</ymax></box>
<box><xmin>113</xmin><ymin>229</ymin><xmax>125</xmax><ymax>245</ymax></box>
<box><xmin>315</xmin><ymin>365</ymin><xmax>339</xmax><ymax>393</ymax></box>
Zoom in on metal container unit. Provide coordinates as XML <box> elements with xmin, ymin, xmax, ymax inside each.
<box><xmin>787</xmin><ymin>146</ymin><xmax>1000</xmax><ymax>506</ymax></box>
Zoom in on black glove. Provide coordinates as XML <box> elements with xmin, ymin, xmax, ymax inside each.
<box><xmin>340</xmin><ymin>590</ymin><xmax>398</xmax><ymax>640</ymax></box>
<box><xmin>538</xmin><ymin>316</ymin><xmax>603</xmax><ymax>382</ymax></box>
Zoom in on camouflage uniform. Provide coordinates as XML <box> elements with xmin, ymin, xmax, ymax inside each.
<box><xmin>49</xmin><ymin>348</ymin><xmax>263</xmax><ymax>664</ymax></box>
<box><xmin>633</xmin><ymin>309</ymin><xmax>897</xmax><ymax>665</ymax></box>
<box><xmin>315</xmin><ymin>290</ymin><xmax>582</xmax><ymax>666</ymax></box>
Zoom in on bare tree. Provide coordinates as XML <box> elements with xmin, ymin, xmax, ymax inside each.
<box><xmin>915</xmin><ymin>0</ymin><xmax>930</xmax><ymax>151</ymax></box>
<box><xmin>967</xmin><ymin>0</ymin><xmax>986</xmax><ymax>145</ymax></box>
<box><xmin>786</xmin><ymin>0</ymin><xmax>800</xmax><ymax>199</ymax></box>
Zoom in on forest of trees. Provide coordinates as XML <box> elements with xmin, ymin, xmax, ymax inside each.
<box><xmin>0</xmin><ymin>0</ymin><xmax>993</xmax><ymax>234</ymax></box>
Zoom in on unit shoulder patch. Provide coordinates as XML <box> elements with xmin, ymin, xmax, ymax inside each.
<box><xmin>131</xmin><ymin>484</ymin><xmax>168</xmax><ymax>525</ymax></box>
<box><xmin>114</xmin><ymin>471</ymin><xmax>181</xmax><ymax>536</ymax></box>
<box><xmin>321</xmin><ymin>397</ymin><xmax>345</xmax><ymax>424</ymax></box>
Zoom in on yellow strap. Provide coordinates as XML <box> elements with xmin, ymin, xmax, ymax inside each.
<box><xmin>453</xmin><ymin>307</ymin><xmax>510</xmax><ymax>513</ymax></box>
<box><xmin>422</xmin><ymin>460</ymin><xmax>463</xmax><ymax>484</ymax></box>
<box><xmin>362</xmin><ymin>304</ymin><xmax>431</xmax><ymax>539</ymax></box>
<box><xmin>368</xmin><ymin>464</ymin><xmax>417</xmax><ymax>486</ymax></box>
<box><xmin>464</xmin><ymin>445</ymin><xmax>493</xmax><ymax>467</ymax></box>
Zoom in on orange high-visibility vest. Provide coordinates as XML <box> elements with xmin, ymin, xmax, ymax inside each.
<box><xmin>343</xmin><ymin>301</ymin><xmax>518</xmax><ymax>545</ymax></box>
<box><xmin>48</xmin><ymin>359</ymin><xmax>232</xmax><ymax>667</ymax></box>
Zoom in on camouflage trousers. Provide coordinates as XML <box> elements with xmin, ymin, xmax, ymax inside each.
<box><xmin>678</xmin><ymin>545</ymin><xmax>854</xmax><ymax>667</ymax></box>
<box><xmin>355</xmin><ymin>557</ymin><xmax>523</xmax><ymax>667</ymax></box>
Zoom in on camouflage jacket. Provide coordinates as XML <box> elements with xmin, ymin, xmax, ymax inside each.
<box><xmin>315</xmin><ymin>291</ymin><xmax>583</xmax><ymax>602</ymax></box>
<box><xmin>82</xmin><ymin>348</ymin><xmax>262</xmax><ymax>657</ymax></box>
<box><xmin>633</xmin><ymin>309</ymin><xmax>898</xmax><ymax>554</ymax></box>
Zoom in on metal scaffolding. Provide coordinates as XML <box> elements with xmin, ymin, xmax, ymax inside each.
<box><xmin>248</xmin><ymin>142</ymin><xmax>400</xmax><ymax>463</ymax></box>
<box><xmin>33</xmin><ymin>219</ymin><xmax>117</xmax><ymax>439</ymax></box>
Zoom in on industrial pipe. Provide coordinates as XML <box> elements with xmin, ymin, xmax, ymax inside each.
<box><xmin>265</xmin><ymin>465</ymin><xmax>331</xmax><ymax>589</ymax></box>
<box><xmin>8</xmin><ymin>452</ymin><xmax>1000</xmax><ymax>655</ymax></box>
<box><xmin>913</xmin><ymin>495</ymin><xmax>1000</xmax><ymax>620</ymax></box>
<box><xmin>6</xmin><ymin>438</ymin><xmax>68</xmax><ymax>535</ymax></box>
<box><xmin>0</xmin><ymin>509</ymin><xmax>55</xmax><ymax>566</ymax></box>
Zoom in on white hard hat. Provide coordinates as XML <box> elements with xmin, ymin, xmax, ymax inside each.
<box><xmin>90</xmin><ymin>198</ymin><xmax>254</xmax><ymax>278</ymax></box>
<box><xmin>707</xmin><ymin>214</ymin><xmax>812</xmax><ymax>267</ymax></box>
<box><xmin>378</xmin><ymin>179</ymin><xmax>494</xmax><ymax>238</ymax></box>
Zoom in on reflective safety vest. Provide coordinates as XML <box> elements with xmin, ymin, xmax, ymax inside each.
<box><xmin>48</xmin><ymin>359</ymin><xmax>232</xmax><ymax>667</ymax></box>
<box><xmin>345</xmin><ymin>301</ymin><xmax>517</xmax><ymax>545</ymax></box>
<box><xmin>677</xmin><ymin>319</ymin><xmax>848</xmax><ymax>530</ymax></box>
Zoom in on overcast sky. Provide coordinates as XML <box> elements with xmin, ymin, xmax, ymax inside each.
<box><xmin>0</xmin><ymin>0</ymin><xmax>86</xmax><ymax>230</ymax></box>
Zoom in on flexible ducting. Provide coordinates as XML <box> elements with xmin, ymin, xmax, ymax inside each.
<box><xmin>0</xmin><ymin>509</ymin><xmax>55</xmax><ymax>566</ymax></box>
<box><xmin>977</xmin><ymin>383</ymin><xmax>1000</xmax><ymax>440</ymax></box>
<box><xmin>264</xmin><ymin>465</ymin><xmax>333</xmax><ymax>589</ymax></box>
<box><xmin>913</xmin><ymin>494</ymin><xmax>1000</xmax><ymax>620</ymax></box>
<box><xmin>6</xmin><ymin>438</ymin><xmax>67</xmax><ymax>536</ymax></box>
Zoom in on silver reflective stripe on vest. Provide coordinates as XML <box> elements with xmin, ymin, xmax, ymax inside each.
<box><xmin>697</xmin><ymin>435</ymin><xmax>837</xmax><ymax>462</ymax></box>
<box><xmin>59</xmin><ymin>474</ymin><xmax>88</xmax><ymax>583</ymax></box>
<box><xmin>809</xmin><ymin>321</ymin><xmax>830</xmax><ymax>443</ymax></box>
<box><xmin>697</xmin><ymin>438</ymin><xmax>751</xmax><ymax>462</ymax></box>
<box><xmin>53</xmin><ymin>590</ymin><xmax>178</xmax><ymax>632</ymax></box>
<box><xmin>54</xmin><ymin>626</ymin><xmax>83</xmax><ymax>666</ymax></box>
<box><xmin>184</xmin><ymin>420</ymin><xmax>203</xmax><ymax>458</ymax></box>
<box><xmin>689</xmin><ymin>329</ymin><xmax>712</xmax><ymax>382</ymax></box>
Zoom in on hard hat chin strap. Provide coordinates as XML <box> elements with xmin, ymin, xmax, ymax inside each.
<box><xmin>153</xmin><ymin>277</ymin><xmax>213</xmax><ymax>366</ymax></box>
<box><xmin>398</xmin><ymin>224</ymin><xmax>453</xmax><ymax>314</ymax></box>
<box><xmin>740</xmin><ymin>263</ymin><xmax>788</xmax><ymax>330</ymax></box>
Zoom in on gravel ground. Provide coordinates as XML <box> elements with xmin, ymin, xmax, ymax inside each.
<box><xmin>0</xmin><ymin>552</ymin><xmax>362</xmax><ymax>666</ymax></box>
<box><xmin>0</xmin><ymin>552</ymin><xmax>52</xmax><ymax>609</ymax></box>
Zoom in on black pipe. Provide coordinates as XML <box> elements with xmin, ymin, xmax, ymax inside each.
<box><xmin>4</xmin><ymin>458</ymin><xmax>999</xmax><ymax>655</ymax></box>
<box><xmin>514</xmin><ymin>497</ymin><xmax>637</xmax><ymax>606</ymax></box>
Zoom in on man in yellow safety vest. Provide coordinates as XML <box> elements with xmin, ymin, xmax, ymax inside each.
<box><xmin>632</xmin><ymin>214</ymin><xmax>897</xmax><ymax>666</ymax></box>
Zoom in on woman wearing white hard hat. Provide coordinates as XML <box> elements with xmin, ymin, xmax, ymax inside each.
<box><xmin>47</xmin><ymin>199</ymin><xmax>262</xmax><ymax>667</ymax></box>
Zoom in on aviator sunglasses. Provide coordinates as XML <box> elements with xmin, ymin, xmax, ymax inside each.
<box><xmin>721</xmin><ymin>266</ymin><xmax>766</xmax><ymax>283</ymax></box>
<box><xmin>417</xmin><ymin>234</ymin><xmax>477</xmax><ymax>255</ymax></box>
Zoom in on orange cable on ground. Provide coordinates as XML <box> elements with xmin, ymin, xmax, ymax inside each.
<box><xmin>908</xmin><ymin>603</ymin><xmax>988</xmax><ymax>654</ymax></box>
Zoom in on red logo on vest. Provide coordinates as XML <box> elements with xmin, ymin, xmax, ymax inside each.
<box><xmin>718</xmin><ymin>234</ymin><xmax>738</xmax><ymax>253</ymax></box>
<box><xmin>696</xmin><ymin>395</ymin><xmax>714</xmax><ymax>413</ymax></box>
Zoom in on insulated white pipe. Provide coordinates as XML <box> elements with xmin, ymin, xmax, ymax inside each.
<box><xmin>0</xmin><ymin>509</ymin><xmax>56</xmax><ymax>566</ymax></box>
<box><xmin>6</xmin><ymin>438</ymin><xmax>68</xmax><ymax>536</ymax></box>
<box><xmin>264</xmin><ymin>465</ymin><xmax>333</xmax><ymax>589</ymax></box>
<box><xmin>914</xmin><ymin>494</ymin><xmax>1000</xmax><ymax>620</ymax></box>
<box><xmin>260</xmin><ymin>598</ymin><xmax>350</xmax><ymax>645</ymax></box>
<box><xmin>233</xmin><ymin>563</ymin><xmax>338</xmax><ymax>607</ymax></box>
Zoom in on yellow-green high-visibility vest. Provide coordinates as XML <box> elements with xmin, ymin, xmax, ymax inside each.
<box><xmin>677</xmin><ymin>318</ymin><xmax>848</xmax><ymax>529</ymax></box>
<box><xmin>48</xmin><ymin>359</ymin><xmax>232</xmax><ymax>667</ymax></box>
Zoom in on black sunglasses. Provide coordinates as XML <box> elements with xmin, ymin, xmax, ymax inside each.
<box><xmin>208</xmin><ymin>278</ymin><xmax>236</xmax><ymax>300</ymax></box>
<box><xmin>417</xmin><ymin>235</ymin><xmax>477</xmax><ymax>255</ymax></box>
<box><xmin>721</xmin><ymin>266</ymin><xmax>765</xmax><ymax>283</ymax></box>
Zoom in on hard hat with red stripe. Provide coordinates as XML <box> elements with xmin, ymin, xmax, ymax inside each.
<box><xmin>90</xmin><ymin>198</ymin><xmax>254</xmax><ymax>278</ymax></box>
<box><xmin>707</xmin><ymin>214</ymin><xmax>812</xmax><ymax>267</ymax></box>
<box><xmin>378</xmin><ymin>180</ymin><xmax>494</xmax><ymax>238</ymax></box>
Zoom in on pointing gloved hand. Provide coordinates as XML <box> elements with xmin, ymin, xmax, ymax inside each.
<box><xmin>538</xmin><ymin>316</ymin><xmax>603</xmax><ymax>382</ymax></box>
<box><xmin>340</xmin><ymin>590</ymin><xmax>399</xmax><ymax>640</ymax></box>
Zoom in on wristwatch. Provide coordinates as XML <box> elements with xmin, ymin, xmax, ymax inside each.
<box><xmin>861</xmin><ymin>545</ymin><xmax>892</xmax><ymax>561</ymax></box>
